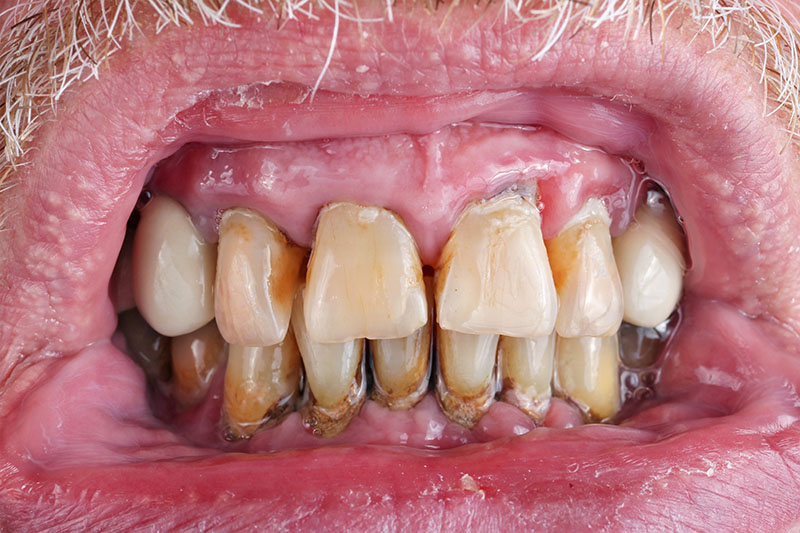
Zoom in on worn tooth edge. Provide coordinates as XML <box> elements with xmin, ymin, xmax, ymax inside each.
<box><xmin>302</xmin><ymin>353</ymin><xmax>367</xmax><ymax>438</ymax></box>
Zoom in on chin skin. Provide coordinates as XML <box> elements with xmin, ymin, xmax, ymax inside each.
<box><xmin>1</xmin><ymin>0</ymin><xmax>800</xmax><ymax>530</ymax></box>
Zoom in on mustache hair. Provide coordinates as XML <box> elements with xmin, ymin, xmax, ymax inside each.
<box><xmin>0</xmin><ymin>0</ymin><xmax>797</xmax><ymax>185</ymax></box>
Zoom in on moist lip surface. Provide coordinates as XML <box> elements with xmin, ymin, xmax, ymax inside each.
<box><xmin>2</xmin><ymin>1</ymin><xmax>800</xmax><ymax>529</ymax></box>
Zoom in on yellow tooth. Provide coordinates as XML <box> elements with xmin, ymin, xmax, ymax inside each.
<box><xmin>436</xmin><ymin>327</ymin><xmax>499</xmax><ymax>428</ymax></box>
<box><xmin>171</xmin><ymin>320</ymin><xmax>226</xmax><ymax>409</ymax></box>
<box><xmin>436</xmin><ymin>193</ymin><xmax>557</xmax><ymax>337</ymax></box>
<box><xmin>553</xmin><ymin>335</ymin><xmax>621</xmax><ymax>421</ymax></box>
<box><xmin>613</xmin><ymin>190</ymin><xmax>686</xmax><ymax>328</ymax></box>
<box><xmin>215</xmin><ymin>208</ymin><xmax>305</xmax><ymax>347</ymax></box>
<box><xmin>132</xmin><ymin>196</ymin><xmax>216</xmax><ymax>337</ymax></box>
<box><xmin>498</xmin><ymin>333</ymin><xmax>555</xmax><ymax>421</ymax></box>
<box><xmin>305</xmin><ymin>202</ymin><xmax>427</xmax><ymax>343</ymax></box>
<box><xmin>292</xmin><ymin>284</ymin><xmax>366</xmax><ymax>437</ymax></box>
<box><xmin>546</xmin><ymin>199</ymin><xmax>623</xmax><ymax>338</ymax></box>
<box><xmin>222</xmin><ymin>330</ymin><xmax>302</xmax><ymax>440</ymax></box>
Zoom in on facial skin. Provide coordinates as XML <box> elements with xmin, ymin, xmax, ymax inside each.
<box><xmin>2</xmin><ymin>0</ymin><xmax>800</xmax><ymax>529</ymax></box>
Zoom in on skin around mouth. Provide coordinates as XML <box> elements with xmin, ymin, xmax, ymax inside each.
<box><xmin>2</xmin><ymin>0</ymin><xmax>800</xmax><ymax>529</ymax></box>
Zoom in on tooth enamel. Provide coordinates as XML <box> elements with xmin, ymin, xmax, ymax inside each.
<box><xmin>292</xmin><ymin>284</ymin><xmax>366</xmax><ymax>437</ymax></box>
<box><xmin>132</xmin><ymin>196</ymin><xmax>216</xmax><ymax>337</ymax></box>
<box><xmin>304</xmin><ymin>202</ymin><xmax>427</xmax><ymax>343</ymax></box>
<box><xmin>118</xmin><ymin>309</ymin><xmax>172</xmax><ymax>382</ymax></box>
<box><xmin>435</xmin><ymin>193</ymin><xmax>557</xmax><ymax>337</ymax></box>
<box><xmin>546</xmin><ymin>199</ymin><xmax>624</xmax><ymax>338</ymax></box>
<box><xmin>554</xmin><ymin>335</ymin><xmax>621</xmax><ymax>421</ymax></box>
<box><xmin>215</xmin><ymin>208</ymin><xmax>305</xmax><ymax>347</ymax></box>
<box><xmin>498</xmin><ymin>333</ymin><xmax>555</xmax><ymax>421</ymax></box>
<box><xmin>613</xmin><ymin>190</ymin><xmax>686</xmax><ymax>328</ymax></box>
<box><xmin>171</xmin><ymin>320</ymin><xmax>226</xmax><ymax>409</ymax></box>
<box><xmin>436</xmin><ymin>327</ymin><xmax>499</xmax><ymax>428</ymax></box>
<box><xmin>222</xmin><ymin>330</ymin><xmax>302</xmax><ymax>440</ymax></box>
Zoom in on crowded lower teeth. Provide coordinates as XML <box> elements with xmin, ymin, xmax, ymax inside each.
<box><xmin>117</xmin><ymin>182</ymin><xmax>686</xmax><ymax>440</ymax></box>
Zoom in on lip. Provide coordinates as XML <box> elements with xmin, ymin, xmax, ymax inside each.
<box><xmin>2</xmin><ymin>1</ymin><xmax>800</xmax><ymax>528</ymax></box>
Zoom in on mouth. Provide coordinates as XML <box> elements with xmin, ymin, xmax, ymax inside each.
<box><xmin>3</xmin><ymin>0</ymin><xmax>800</xmax><ymax>529</ymax></box>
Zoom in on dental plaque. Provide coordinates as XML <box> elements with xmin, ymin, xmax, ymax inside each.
<box><xmin>113</xmin><ymin>123</ymin><xmax>686</xmax><ymax>449</ymax></box>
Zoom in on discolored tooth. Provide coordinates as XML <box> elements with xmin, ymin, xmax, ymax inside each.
<box><xmin>436</xmin><ymin>327</ymin><xmax>499</xmax><ymax>428</ymax></box>
<box><xmin>118</xmin><ymin>309</ymin><xmax>171</xmax><ymax>382</ymax></box>
<box><xmin>215</xmin><ymin>208</ymin><xmax>305</xmax><ymax>347</ymax></box>
<box><xmin>436</xmin><ymin>192</ymin><xmax>557</xmax><ymax>337</ymax></box>
<box><xmin>222</xmin><ymin>330</ymin><xmax>302</xmax><ymax>440</ymax></box>
<box><xmin>554</xmin><ymin>335</ymin><xmax>621</xmax><ymax>421</ymax></box>
<box><xmin>546</xmin><ymin>199</ymin><xmax>623</xmax><ymax>338</ymax></box>
<box><xmin>305</xmin><ymin>202</ymin><xmax>427</xmax><ymax>343</ymax></box>
<box><xmin>613</xmin><ymin>190</ymin><xmax>686</xmax><ymax>328</ymax></box>
<box><xmin>292</xmin><ymin>284</ymin><xmax>366</xmax><ymax>437</ymax></box>
<box><xmin>171</xmin><ymin>321</ymin><xmax>226</xmax><ymax>409</ymax></box>
<box><xmin>619</xmin><ymin>317</ymin><xmax>675</xmax><ymax>368</ymax></box>
<box><xmin>132</xmin><ymin>196</ymin><xmax>216</xmax><ymax>337</ymax></box>
<box><xmin>499</xmin><ymin>333</ymin><xmax>555</xmax><ymax>421</ymax></box>
<box><xmin>110</xmin><ymin>224</ymin><xmax>135</xmax><ymax>313</ymax></box>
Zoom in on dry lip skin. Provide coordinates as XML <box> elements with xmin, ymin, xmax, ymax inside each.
<box><xmin>1</xmin><ymin>1</ymin><xmax>800</xmax><ymax>529</ymax></box>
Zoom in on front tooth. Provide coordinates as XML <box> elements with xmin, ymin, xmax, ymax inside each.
<box><xmin>498</xmin><ymin>333</ymin><xmax>555</xmax><ymax>422</ymax></box>
<box><xmin>292</xmin><ymin>284</ymin><xmax>366</xmax><ymax>437</ymax></box>
<box><xmin>304</xmin><ymin>202</ymin><xmax>427</xmax><ymax>343</ymax></box>
<box><xmin>118</xmin><ymin>309</ymin><xmax>171</xmax><ymax>382</ymax></box>
<box><xmin>171</xmin><ymin>320</ymin><xmax>226</xmax><ymax>409</ymax></box>
<box><xmin>132</xmin><ymin>196</ymin><xmax>216</xmax><ymax>337</ymax></box>
<box><xmin>546</xmin><ymin>199</ymin><xmax>624</xmax><ymax>338</ymax></box>
<box><xmin>215</xmin><ymin>208</ymin><xmax>305</xmax><ymax>347</ymax></box>
<box><xmin>436</xmin><ymin>193</ymin><xmax>557</xmax><ymax>337</ymax></box>
<box><xmin>436</xmin><ymin>327</ymin><xmax>499</xmax><ymax>428</ymax></box>
<box><xmin>554</xmin><ymin>335</ymin><xmax>621</xmax><ymax>421</ymax></box>
<box><xmin>222</xmin><ymin>330</ymin><xmax>302</xmax><ymax>440</ymax></box>
<box><xmin>613</xmin><ymin>190</ymin><xmax>686</xmax><ymax>328</ymax></box>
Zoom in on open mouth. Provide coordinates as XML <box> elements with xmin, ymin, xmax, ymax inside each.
<box><xmin>2</xmin><ymin>0</ymin><xmax>800</xmax><ymax>529</ymax></box>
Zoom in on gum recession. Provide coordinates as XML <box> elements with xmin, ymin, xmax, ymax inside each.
<box><xmin>1</xmin><ymin>2</ymin><xmax>800</xmax><ymax>530</ymax></box>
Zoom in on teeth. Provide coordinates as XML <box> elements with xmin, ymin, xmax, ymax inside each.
<box><xmin>111</xmin><ymin>228</ymin><xmax>135</xmax><ymax>313</ymax></box>
<box><xmin>215</xmin><ymin>208</ymin><xmax>305</xmax><ymax>347</ymax></box>
<box><xmin>546</xmin><ymin>199</ymin><xmax>623</xmax><ymax>338</ymax></box>
<box><xmin>304</xmin><ymin>202</ymin><xmax>427</xmax><ymax>343</ymax></box>
<box><xmin>118</xmin><ymin>309</ymin><xmax>172</xmax><ymax>382</ymax></box>
<box><xmin>498</xmin><ymin>333</ymin><xmax>555</xmax><ymax>421</ymax></box>
<box><xmin>436</xmin><ymin>193</ymin><xmax>557</xmax><ymax>337</ymax></box>
<box><xmin>292</xmin><ymin>284</ymin><xmax>366</xmax><ymax>437</ymax></box>
<box><xmin>554</xmin><ymin>335</ymin><xmax>621</xmax><ymax>421</ymax></box>
<box><xmin>171</xmin><ymin>320</ymin><xmax>226</xmax><ymax>409</ymax></box>
<box><xmin>132</xmin><ymin>196</ymin><xmax>216</xmax><ymax>337</ymax></box>
<box><xmin>436</xmin><ymin>327</ymin><xmax>499</xmax><ymax>428</ymax></box>
<box><xmin>222</xmin><ymin>330</ymin><xmax>302</xmax><ymax>440</ymax></box>
<box><xmin>613</xmin><ymin>190</ymin><xmax>686</xmax><ymax>328</ymax></box>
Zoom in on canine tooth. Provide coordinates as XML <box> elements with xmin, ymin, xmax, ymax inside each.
<box><xmin>499</xmin><ymin>333</ymin><xmax>555</xmax><ymax>421</ymax></box>
<box><xmin>546</xmin><ymin>199</ymin><xmax>623</xmax><ymax>338</ymax></box>
<box><xmin>171</xmin><ymin>320</ymin><xmax>225</xmax><ymax>409</ymax></box>
<box><xmin>132</xmin><ymin>196</ymin><xmax>216</xmax><ymax>337</ymax></box>
<box><xmin>436</xmin><ymin>193</ymin><xmax>557</xmax><ymax>337</ymax></box>
<box><xmin>118</xmin><ymin>309</ymin><xmax>171</xmax><ymax>382</ymax></box>
<box><xmin>436</xmin><ymin>327</ymin><xmax>499</xmax><ymax>428</ymax></box>
<box><xmin>215</xmin><ymin>208</ymin><xmax>305</xmax><ymax>347</ymax></box>
<box><xmin>222</xmin><ymin>331</ymin><xmax>302</xmax><ymax>440</ymax></box>
<box><xmin>305</xmin><ymin>202</ymin><xmax>427</xmax><ymax>343</ymax></box>
<box><xmin>613</xmin><ymin>190</ymin><xmax>686</xmax><ymax>328</ymax></box>
<box><xmin>292</xmin><ymin>284</ymin><xmax>365</xmax><ymax>437</ymax></box>
<box><xmin>554</xmin><ymin>335</ymin><xmax>621</xmax><ymax>421</ymax></box>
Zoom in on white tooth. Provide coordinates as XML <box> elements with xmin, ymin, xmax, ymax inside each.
<box><xmin>554</xmin><ymin>335</ymin><xmax>621</xmax><ymax>421</ymax></box>
<box><xmin>171</xmin><ymin>321</ymin><xmax>226</xmax><ymax>409</ymax></box>
<box><xmin>546</xmin><ymin>199</ymin><xmax>623</xmax><ymax>338</ymax></box>
<box><xmin>498</xmin><ymin>333</ymin><xmax>555</xmax><ymax>421</ymax></box>
<box><xmin>222</xmin><ymin>330</ymin><xmax>302</xmax><ymax>440</ymax></box>
<box><xmin>292</xmin><ymin>284</ymin><xmax>366</xmax><ymax>437</ymax></box>
<box><xmin>613</xmin><ymin>190</ymin><xmax>686</xmax><ymax>328</ymax></box>
<box><xmin>436</xmin><ymin>327</ymin><xmax>499</xmax><ymax>428</ymax></box>
<box><xmin>215</xmin><ymin>208</ymin><xmax>305</xmax><ymax>347</ymax></box>
<box><xmin>436</xmin><ymin>193</ymin><xmax>557</xmax><ymax>337</ymax></box>
<box><xmin>132</xmin><ymin>196</ymin><xmax>216</xmax><ymax>337</ymax></box>
<box><xmin>304</xmin><ymin>203</ymin><xmax>427</xmax><ymax>343</ymax></box>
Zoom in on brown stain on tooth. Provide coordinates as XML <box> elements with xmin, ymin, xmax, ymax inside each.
<box><xmin>301</xmin><ymin>354</ymin><xmax>367</xmax><ymax>438</ymax></box>
<box><xmin>118</xmin><ymin>309</ymin><xmax>172</xmax><ymax>382</ymax></box>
